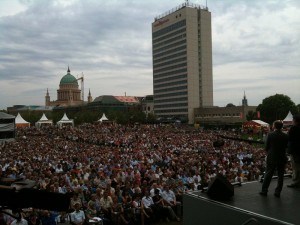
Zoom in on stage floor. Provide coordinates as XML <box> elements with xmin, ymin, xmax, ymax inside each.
<box><xmin>193</xmin><ymin>177</ymin><xmax>300</xmax><ymax>225</ymax></box>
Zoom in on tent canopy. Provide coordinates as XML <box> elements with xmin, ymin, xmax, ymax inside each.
<box><xmin>251</xmin><ymin>120</ymin><xmax>269</xmax><ymax>127</ymax></box>
<box><xmin>35</xmin><ymin>113</ymin><xmax>53</xmax><ymax>127</ymax></box>
<box><xmin>98</xmin><ymin>113</ymin><xmax>109</xmax><ymax>122</ymax></box>
<box><xmin>15</xmin><ymin>113</ymin><xmax>30</xmax><ymax>128</ymax></box>
<box><xmin>283</xmin><ymin>111</ymin><xmax>293</xmax><ymax>124</ymax></box>
<box><xmin>57</xmin><ymin>113</ymin><xmax>74</xmax><ymax>127</ymax></box>
<box><xmin>243</xmin><ymin>120</ymin><xmax>269</xmax><ymax>130</ymax></box>
<box><xmin>39</xmin><ymin>113</ymin><xmax>50</xmax><ymax>121</ymax></box>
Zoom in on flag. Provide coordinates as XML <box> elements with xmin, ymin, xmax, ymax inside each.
<box><xmin>240</xmin><ymin>112</ymin><xmax>243</xmax><ymax>119</ymax></box>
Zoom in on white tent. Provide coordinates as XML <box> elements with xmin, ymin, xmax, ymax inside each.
<box><xmin>57</xmin><ymin>113</ymin><xmax>74</xmax><ymax>127</ymax></box>
<box><xmin>98</xmin><ymin>113</ymin><xmax>109</xmax><ymax>122</ymax></box>
<box><xmin>243</xmin><ymin>120</ymin><xmax>270</xmax><ymax>133</ymax></box>
<box><xmin>15</xmin><ymin>113</ymin><xmax>30</xmax><ymax>128</ymax></box>
<box><xmin>252</xmin><ymin>120</ymin><xmax>269</xmax><ymax>127</ymax></box>
<box><xmin>35</xmin><ymin>113</ymin><xmax>53</xmax><ymax>127</ymax></box>
<box><xmin>283</xmin><ymin>111</ymin><xmax>293</xmax><ymax>126</ymax></box>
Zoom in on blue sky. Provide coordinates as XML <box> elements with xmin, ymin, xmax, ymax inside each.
<box><xmin>0</xmin><ymin>0</ymin><xmax>299</xmax><ymax>110</ymax></box>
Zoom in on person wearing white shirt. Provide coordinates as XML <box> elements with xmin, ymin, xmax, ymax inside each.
<box><xmin>141</xmin><ymin>190</ymin><xmax>154</xmax><ymax>221</ymax></box>
<box><xmin>162</xmin><ymin>185</ymin><xmax>181</xmax><ymax>218</ymax></box>
<box><xmin>11</xmin><ymin>218</ymin><xmax>28</xmax><ymax>225</ymax></box>
<box><xmin>150</xmin><ymin>183</ymin><xmax>162</xmax><ymax>197</ymax></box>
<box><xmin>55</xmin><ymin>164</ymin><xmax>64</xmax><ymax>173</ymax></box>
<box><xmin>70</xmin><ymin>203</ymin><xmax>85</xmax><ymax>225</ymax></box>
<box><xmin>193</xmin><ymin>171</ymin><xmax>202</xmax><ymax>183</ymax></box>
<box><xmin>141</xmin><ymin>190</ymin><xmax>154</xmax><ymax>209</ymax></box>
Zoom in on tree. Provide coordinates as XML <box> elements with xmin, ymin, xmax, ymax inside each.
<box><xmin>22</xmin><ymin>110</ymin><xmax>42</xmax><ymax>124</ymax></box>
<box><xmin>146</xmin><ymin>113</ymin><xmax>157</xmax><ymax>124</ymax></box>
<box><xmin>226</xmin><ymin>103</ymin><xmax>236</xmax><ymax>107</ymax></box>
<box><xmin>246</xmin><ymin>110</ymin><xmax>257</xmax><ymax>121</ymax></box>
<box><xmin>256</xmin><ymin>94</ymin><xmax>297</xmax><ymax>124</ymax></box>
<box><xmin>129</xmin><ymin>111</ymin><xmax>146</xmax><ymax>124</ymax></box>
<box><xmin>72</xmin><ymin>110</ymin><xmax>98</xmax><ymax>125</ymax></box>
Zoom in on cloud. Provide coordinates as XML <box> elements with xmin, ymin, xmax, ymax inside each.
<box><xmin>211</xmin><ymin>0</ymin><xmax>300</xmax><ymax>106</ymax></box>
<box><xmin>212</xmin><ymin>1</ymin><xmax>300</xmax><ymax>66</ymax></box>
<box><xmin>0</xmin><ymin>0</ymin><xmax>299</xmax><ymax>110</ymax></box>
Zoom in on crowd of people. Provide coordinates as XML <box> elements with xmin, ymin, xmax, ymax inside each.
<box><xmin>0</xmin><ymin>121</ymin><xmax>295</xmax><ymax>225</ymax></box>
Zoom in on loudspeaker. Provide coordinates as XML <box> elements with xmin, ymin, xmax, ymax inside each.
<box><xmin>207</xmin><ymin>174</ymin><xmax>234</xmax><ymax>200</ymax></box>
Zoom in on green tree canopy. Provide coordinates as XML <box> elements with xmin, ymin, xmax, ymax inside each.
<box><xmin>226</xmin><ymin>103</ymin><xmax>236</xmax><ymax>107</ymax></box>
<box><xmin>246</xmin><ymin>110</ymin><xmax>257</xmax><ymax>121</ymax></box>
<box><xmin>256</xmin><ymin>94</ymin><xmax>297</xmax><ymax>124</ymax></box>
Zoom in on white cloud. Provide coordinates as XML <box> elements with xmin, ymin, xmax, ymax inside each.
<box><xmin>0</xmin><ymin>0</ymin><xmax>27</xmax><ymax>17</ymax></box>
<box><xmin>211</xmin><ymin>0</ymin><xmax>300</xmax><ymax>106</ymax></box>
<box><xmin>0</xmin><ymin>0</ymin><xmax>299</xmax><ymax>110</ymax></box>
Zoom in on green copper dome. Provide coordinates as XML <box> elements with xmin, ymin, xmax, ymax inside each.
<box><xmin>60</xmin><ymin>67</ymin><xmax>78</xmax><ymax>85</ymax></box>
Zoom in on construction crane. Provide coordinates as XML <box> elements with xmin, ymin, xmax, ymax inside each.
<box><xmin>77</xmin><ymin>73</ymin><xmax>84</xmax><ymax>103</ymax></box>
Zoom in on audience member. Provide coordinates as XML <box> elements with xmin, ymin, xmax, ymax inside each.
<box><xmin>0</xmin><ymin>122</ymin><xmax>295</xmax><ymax>224</ymax></box>
<box><xmin>287</xmin><ymin>115</ymin><xmax>300</xmax><ymax>188</ymax></box>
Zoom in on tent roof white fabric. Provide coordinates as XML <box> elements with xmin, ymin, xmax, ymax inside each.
<box><xmin>283</xmin><ymin>111</ymin><xmax>293</xmax><ymax>122</ymax></box>
<box><xmin>252</xmin><ymin>120</ymin><xmax>269</xmax><ymax>126</ymax></box>
<box><xmin>15</xmin><ymin>113</ymin><xmax>30</xmax><ymax>124</ymax></box>
<box><xmin>39</xmin><ymin>113</ymin><xmax>50</xmax><ymax>121</ymax></box>
<box><xmin>35</xmin><ymin>113</ymin><xmax>53</xmax><ymax>127</ymax></box>
<box><xmin>57</xmin><ymin>113</ymin><xmax>74</xmax><ymax>127</ymax></box>
<box><xmin>98</xmin><ymin>113</ymin><xmax>109</xmax><ymax>122</ymax></box>
<box><xmin>59</xmin><ymin>113</ymin><xmax>71</xmax><ymax>121</ymax></box>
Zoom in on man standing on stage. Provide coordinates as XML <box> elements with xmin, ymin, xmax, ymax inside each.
<box><xmin>287</xmin><ymin>115</ymin><xmax>300</xmax><ymax>188</ymax></box>
<box><xmin>260</xmin><ymin>120</ymin><xmax>288</xmax><ymax>197</ymax></box>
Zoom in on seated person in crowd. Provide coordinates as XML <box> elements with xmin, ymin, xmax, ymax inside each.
<box><xmin>152</xmin><ymin>188</ymin><xmax>179</xmax><ymax>222</ymax></box>
<box><xmin>161</xmin><ymin>184</ymin><xmax>181</xmax><ymax>218</ymax></box>
<box><xmin>132</xmin><ymin>193</ymin><xmax>147</xmax><ymax>225</ymax></box>
<box><xmin>70</xmin><ymin>203</ymin><xmax>85</xmax><ymax>225</ymax></box>
<box><xmin>141</xmin><ymin>189</ymin><xmax>155</xmax><ymax>222</ymax></box>
<box><xmin>39</xmin><ymin>210</ymin><xmax>59</xmax><ymax>225</ymax></box>
<box><xmin>110</xmin><ymin>196</ymin><xmax>129</xmax><ymax>225</ymax></box>
<box><xmin>85</xmin><ymin>201</ymin><xmax>98</xmax><ymax>222</ymax></box>
<box><xmin>100</xmin><ymin>190</ymin><xmax>113</xmax><ymax>220</ymax></box>
<box><xmin>70</xmin><ymin>192</ymin><xmax>83</xmax><ymax>211</ymax></box>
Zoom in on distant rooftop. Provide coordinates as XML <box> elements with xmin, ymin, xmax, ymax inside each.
<box><xmin>154</xmin><ymin>2</ymin><xmax>208</xmax><ymax>21</ymax></box>
<box><xmin>93</xmin><ymin>95</ymin><xmax>140</xmax><ymax>104</ymax></box>
<box><xmin>114</xmin><ymin>96</ymin><xmax>139</xmax><ymax>103</ymax></box>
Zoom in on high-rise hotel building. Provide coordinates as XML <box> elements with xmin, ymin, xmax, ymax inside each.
<box><xmin>152</xmin><ymin>2</ymin><xmax>213</xmax><ymax>123</ymax></box>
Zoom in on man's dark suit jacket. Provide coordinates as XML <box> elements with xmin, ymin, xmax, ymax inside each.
<box><xmin>265</xmin><ymin>130</ymin><xmax>289</xmax><ymax>165</ymax></box>
<box><xmin>288</xmin><ymin>124</ymin><xmax>300</xmax><ymax>162</ymax></box>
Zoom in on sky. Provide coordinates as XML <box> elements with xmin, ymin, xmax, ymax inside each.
<box><xmin>0</xmin><ymin>0</ymin><xmax>299</xmax><ymax>110</ymax></box>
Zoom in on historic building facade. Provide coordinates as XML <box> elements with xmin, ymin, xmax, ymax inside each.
<box><xmin>45</xmin><ymin>67</ymin><xmax>92</xmax><ymax>107</ymax></box>
<box><xmin>194</xmin><ymin>93</ymin><xmax>257</xmax><ymax>126</ymax></box>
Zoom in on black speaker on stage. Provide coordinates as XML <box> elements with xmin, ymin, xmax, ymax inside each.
<box><xmin>207</xmin><ymin>174</ymin><xmax>234</xmax><ymax>200</ymax></box>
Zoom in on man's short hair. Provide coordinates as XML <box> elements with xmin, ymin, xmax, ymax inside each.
<box><xmin>273</xmin><ymin>120</ymin><xmax>283</xmax><ymax>130</ymax></box>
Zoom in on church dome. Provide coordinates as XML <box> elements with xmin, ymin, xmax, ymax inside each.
<box><xmin>60</xmin><ymin>67</ymin><xmax>78</xmax><ymax>85</ymax></box>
